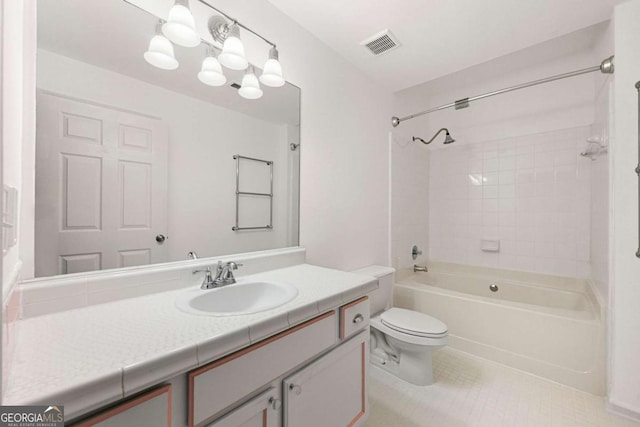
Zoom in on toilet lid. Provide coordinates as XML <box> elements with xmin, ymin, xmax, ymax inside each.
<box><xmin>381</xmin><ymin>308</ymin><xmax>448</xmax><ymax>338</ymax></box>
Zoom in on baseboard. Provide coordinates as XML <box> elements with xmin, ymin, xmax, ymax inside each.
<box><xmin>607</xmin><ymin>401</ymin><xmax>640</xmax><ymax>422</ymax></box>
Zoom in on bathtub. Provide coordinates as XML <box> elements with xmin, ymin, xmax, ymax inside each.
<box><xmin>393</xmin><ymin>262</ymin><xmax>605</xmax><ymax>395</ymax></box>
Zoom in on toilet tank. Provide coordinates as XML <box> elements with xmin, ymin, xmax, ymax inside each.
<box><xmin>351</xmin><ymin>265</ymin><xmax>396</xmax><ymax>315</ymax></box>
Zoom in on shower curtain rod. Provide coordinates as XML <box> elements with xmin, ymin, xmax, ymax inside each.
<box><xmin>391</xmin><ymin>55</ymin><xmax>615</xmax><ymax>127</ymax></box>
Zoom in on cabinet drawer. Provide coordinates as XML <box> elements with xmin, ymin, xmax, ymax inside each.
<box><xmin>72</xmin><ymin>385</ymin><xmax>171</xmax><ymax>427</ymax></box>
<box><xmin>340</xmin><ymin>297</ymin><xmax>369</xmax><ymax>340</ymax></box>
<box><xmin>189</xmin><ymin>311</ymin><xmax>337</xmax><ymax>427</ymax></box>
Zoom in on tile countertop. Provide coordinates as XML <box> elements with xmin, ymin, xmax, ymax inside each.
<box><xmin>4</xmin><ymin>264</ymin><xmax>378</xmax><ymax>419</ymax></box>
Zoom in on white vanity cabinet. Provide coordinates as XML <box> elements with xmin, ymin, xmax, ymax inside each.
<box><xmin>190</xmin><ymin>296</ymin><xmax>370</xmax><ymax>427</ymax></box>
<box><xmin>283</xmin><ymin>330</ymin><xmax>368</xmax><ymax>427</ymax></box>
<box><xmin>71</xmin><ymin>385</ymin><xmax>171</xmax><ymax>427</ymax></box>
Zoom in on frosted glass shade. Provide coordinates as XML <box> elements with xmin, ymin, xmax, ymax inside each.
<box><xmin>144</xmin><ymin>35</ymin><xmax>179</xmax><ymax>70</ymax></box>
<box><xmin>218</xmin><ymin>24</ymin><xmax>248</xmax><ymax>70</ymax></box>
<box><xmin>260</xmin><ymin>58</ymin><xmax>284</xmax><ymax>87</ymax></box>
<box><xmin>238</xmin><ymin>68</ymin><xmax>263</xmax><ymax>100</ymax></box>
<box><xmin>162</xmin><ymin>3</ymin><xmax>200</xmax><ymax>47</ymax></box>
<box><xmin>198</xmin><ymin>56</ymin><xmax>226</xmax><ymax>86</ymax></box>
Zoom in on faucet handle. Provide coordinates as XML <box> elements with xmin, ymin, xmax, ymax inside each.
<box><xmin>226</xmin><ymin>261</ymin><xmax>242</xmax><ymax>270</ymax></box>
<box><xmin>192</xmin><ymin>266</ymin><xmax>211</xmax><ymax>275</ymax></box>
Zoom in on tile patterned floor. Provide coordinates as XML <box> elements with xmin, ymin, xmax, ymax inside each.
<box><xmin>364</xmin><ymin>348</ymin><xmax>640</xmax><ymax>427</ymax></box>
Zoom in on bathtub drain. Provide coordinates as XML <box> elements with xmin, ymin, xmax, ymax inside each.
<box><xmin>489</xmin><ymin>284</ymin><xmax>499</xmax><ymax>292</ymax></box>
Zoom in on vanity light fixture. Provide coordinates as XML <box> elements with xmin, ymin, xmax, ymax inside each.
<box><xmin>198</xmin><ymin>45</ymin><xmax>226</xmax><ymax>86</ymax></box>
<box><xmin>217</xmin><ymin>22</ymin><xmax>249</xmax><ymax>70</ymax></box>
<box><xmin>138</xmin><ymin>0</ymin><xmax>286</xmax><ymax>100</ymax></box>
<box><xmin>144</xmin><ymin>20</ymin><xmax>179</xmax><ymax>70</ymax></box>
<box><xmin>238</xmin><ymin>66</ymin><xmax>263</xmax><ymax>100</ymax></box>
<box><xmin>260</xmin><ymin>47</ymin><xmax>284</xmax><ymax>87</ymax></box>
<box><xmin>162</xmin><ymin>0</ymin><xmax>200</xmax><ymax>47</ymax></box>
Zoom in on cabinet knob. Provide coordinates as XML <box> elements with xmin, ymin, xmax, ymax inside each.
<box><xmin>268</xmin><ymin>397</ymin><xmax>281</xmax><ymax>410</ymax></box>
<box><xmin>289</xmin><ymin>384</ymin><xmax>302</xmax><ymax>395</ymax></box>
<box><xmin>353</xmin><ymin>314</ymin><xmax>364</xmax><ymax>324</ymax></box>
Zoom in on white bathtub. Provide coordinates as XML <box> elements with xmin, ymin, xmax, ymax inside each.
<box><xmin>393</xmin><ymin>262</ymin><xmax>605</xmax><ymax>395</ymax></box>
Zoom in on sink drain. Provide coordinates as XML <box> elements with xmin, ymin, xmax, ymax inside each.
<box><xmin>489</xmin><ymin>284</ymin><xmax>499</xmax><ymax>292</ymax></box>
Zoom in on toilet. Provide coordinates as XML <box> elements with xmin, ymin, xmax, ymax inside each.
<box><xmin>353</xmin><ymin>265</ymin><xmax>448</xmax><ymax>386</ymax></box>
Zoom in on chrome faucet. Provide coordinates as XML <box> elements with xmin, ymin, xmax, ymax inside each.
<box><xmin>193</xmin><ymin>267</ymin><xmax>216</xmax><ymax>289</ymax></box>
<box><xmin>414</xmin><ymin>264</ymin><xmax>428</xmax><ymax>273</ymax></box>
<box><xmin>193</xmin><ymin>261</ymin><xmax>243</xmax><ymax>289</ymax></box>
<box><xmin>213</xmin><ymin>261</ymin><xmax>242</xmax><ymax>286</ymax></box>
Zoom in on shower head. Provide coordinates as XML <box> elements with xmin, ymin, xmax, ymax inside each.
<box><xmin>412</xmin><ymin>128</ymin><xmax>455</xmax><ymax>145</ymax></box>
<box><xmin>444</xmin><ymin>131</ymin><xmax>455</xmax><ymax>144</ymax></box>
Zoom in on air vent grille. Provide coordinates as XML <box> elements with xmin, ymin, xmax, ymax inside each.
<box><xmin>360</xmin><ymin>29</ymin><xmax>401</xmax><ymax>56</ymax></box>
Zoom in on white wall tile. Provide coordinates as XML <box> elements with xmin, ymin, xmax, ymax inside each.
<box><xmin>428</xmin><ymin>126</ymin><xmax>592</xmax><ymax>277</ymax></box>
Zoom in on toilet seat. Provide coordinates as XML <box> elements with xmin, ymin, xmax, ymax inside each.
<box><xmin>380</xmin><ymin>308</ymin><xmax>448</xmax><ymax>338</ymax></box>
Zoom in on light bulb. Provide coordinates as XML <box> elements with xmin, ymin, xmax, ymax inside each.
<box><xmin>144</xmin><ymin>23</ymin><xmax>179</xmax><ymax>70</ymax></box>
<box><xmin>260</xmin><ymin>47</ymin><xmax>285</xmax><ymax>87</ymax></box>
<box><xmin>218</xmin><ymin>23</ymin><xmax>248</xmax><ymax>70</ymax></box>
<box><xmin>238</xmin><ymin>66</ymin><xmax>263</xmax><ymax>100</ymax></box>
<box><xmin>162</xmin><ymin>0</ymin><xmax>200</xmax><ymax>48</ymax></box>
<box><xmin>198</xmin><ymin>52</ymin><xmax>226</xmax><ymax>87</ymax></box>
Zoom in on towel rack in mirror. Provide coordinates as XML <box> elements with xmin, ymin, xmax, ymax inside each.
<box><xmin>232</xmin><ymin>155</ymin><xmax>273</xmax><ymax>232</ymax></box>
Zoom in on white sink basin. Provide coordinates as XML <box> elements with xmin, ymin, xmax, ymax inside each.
<box><xmin>175</xmin><ymin>279</ymin><xmax>298</xmax><ymax>316</ymax></box>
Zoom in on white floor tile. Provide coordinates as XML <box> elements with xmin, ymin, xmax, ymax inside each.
<box><xmin>365</xmin><ymin>348</ymin><xmax>640</xmax><ymax>427</ymax></box>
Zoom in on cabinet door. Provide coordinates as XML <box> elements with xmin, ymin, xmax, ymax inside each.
<box><xmin>207</xmin><ymin>387</ymin><xmax>281</xmax><ymax>427</ymax></box>
<box><xmin>189</xmin><ymin>311</ymin><xmax>337</xmax><ymax>426</ymax></box>
<box><xmin>72</xmin><ymin>385</ymin><xmax>171</xmax><ymax>427</ymax></box>
<box><xmin>283</xmin><ymin>331</ymin><xmax>368</xmax><ymax>427</ymax></box>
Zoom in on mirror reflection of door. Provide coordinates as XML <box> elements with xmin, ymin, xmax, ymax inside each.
<box><xmin>35</xmin><ymin>92</ymin><xmax>168</xmax><ymax>276</ymax></box>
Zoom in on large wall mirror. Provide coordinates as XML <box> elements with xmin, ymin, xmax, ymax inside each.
<box><xmin>32</xmin><ymin>0</ymin><xmax>300</xmax><ymax>278</ymax></box>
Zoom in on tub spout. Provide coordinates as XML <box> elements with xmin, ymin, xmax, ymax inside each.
<box><xmin>414</xmin><ymin>264</ymin><xmax>428</xmax><ymax>273</ymax></box>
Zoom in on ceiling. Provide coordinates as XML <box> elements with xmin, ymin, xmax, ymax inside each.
<box><xmin>266</xmin><ymin>0</ymin><xmax>625</xmax><ymax>92</ymax></box>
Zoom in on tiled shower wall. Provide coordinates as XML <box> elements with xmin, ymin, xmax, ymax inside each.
<box><xmin>390</xmin><ymin>132</ymin><xmax>430</xmax><ymax>270</ymax></box>
<box><xmin>429</xmin><ymin>126</ymin><xmax>593</xmax><ymax>277</ymax></box>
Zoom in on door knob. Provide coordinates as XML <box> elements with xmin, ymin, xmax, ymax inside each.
<box><xmin>155</xmin><ymin>234</ymin><xmax>167</xmax><ymax>243</ymax></box>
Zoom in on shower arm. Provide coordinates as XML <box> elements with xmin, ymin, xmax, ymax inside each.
<box><xmin>413</xmin><ymin>128</ymin><xmax>449</xmax><ymax>145</ymax></box>
<box><xmin>391</xmin><ymin>55</ymin><xmax>615</xmax><ymax>127</ymax></box>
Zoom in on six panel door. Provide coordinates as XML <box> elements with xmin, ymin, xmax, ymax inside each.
<box><xmin>35</xmin><ymin>92</ymin><xmax>168</xmax><ymax>276</ymax></box>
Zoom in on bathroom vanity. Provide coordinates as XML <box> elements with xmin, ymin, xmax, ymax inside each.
<box><xmin>5</xmin><ymin>256</ymin><xmax>376</xmax><ymax>427</ymax></box>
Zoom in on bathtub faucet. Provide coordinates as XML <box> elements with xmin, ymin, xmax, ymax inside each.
<box><xmin>413</xmin><ymin>264</ymin><xmax>428</xmax><ymax>273</ymax></box>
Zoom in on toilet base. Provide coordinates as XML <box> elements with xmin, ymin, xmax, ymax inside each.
<box><xmin>370</xmin><ymin>345</ymin><xmax>436</xmax><ymax>386</ymax></box>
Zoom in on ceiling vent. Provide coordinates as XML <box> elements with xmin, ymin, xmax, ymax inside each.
<box><xmin>360</xmin><ymin>29</ymin><xmax>401</xmax><ymax>56</ymax></box>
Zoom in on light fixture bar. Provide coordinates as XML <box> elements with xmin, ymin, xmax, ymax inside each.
<box><xmin>196</xmin><ymin>0</ymin><xmax>276</xmax><ymax>48</ymax></box>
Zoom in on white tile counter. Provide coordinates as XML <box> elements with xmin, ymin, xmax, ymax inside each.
<box><xmin>4</xmin><ymin>264</ymin><xmax>377</xmax><ymax>419</ymax></box>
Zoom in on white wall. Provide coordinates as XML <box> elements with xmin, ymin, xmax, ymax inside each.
<box><xmin>391</xmin><ymin>28</ymin><xmax>604</xmax><ymax>276</ymax></box>
<box><xmin>609</xmin><ymin>0</ymin><xmax>640</xmax><ymax>417</ymax></box>
<box><xmin>392</xmin><ymin>27</ymin><xmax>603</xmax><ymax>147</ymax></box>
<box><xmin>1</xmin><ymin>0</ymin><xmax>36</xmax><ymax>298</ymax></box>
<box><xmin>36</xmin><ymin>50</ymin><xmax>293</xmax><ymax>269</ymax></box>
